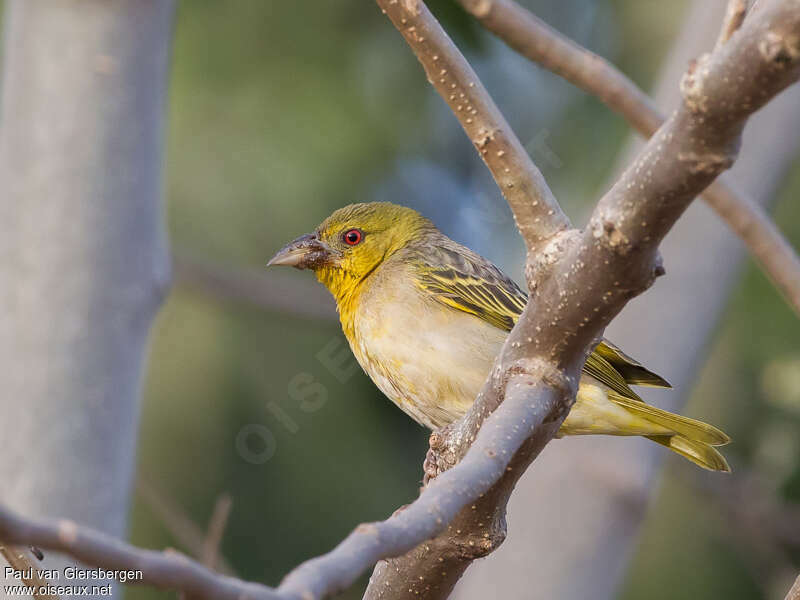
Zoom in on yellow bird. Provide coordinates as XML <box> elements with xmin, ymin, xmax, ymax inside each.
<box><xmin>268</xmin><ymin>202</ymin><xmax>730</xmax><ymax>471</ymax></box>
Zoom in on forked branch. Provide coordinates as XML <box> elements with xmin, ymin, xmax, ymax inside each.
<box><xmin>366</xmin><ymin>0</ymin><xmax>800</xmax><ymax>597</ymax></box>
<box><xmin>456</xmin><ymin>0</ymin><xmax>800</xmax><ymax>316</ymax></box>
<box><xmin>1</xmin><ymin>2</ymin><xmax>799</xmax><ymax>600</ymax></box>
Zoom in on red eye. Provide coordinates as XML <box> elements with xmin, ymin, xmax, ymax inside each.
<box><xmin>343</xmin><ymin>229</ymin><xmax>363</xmax><ymax>245</ymax></box>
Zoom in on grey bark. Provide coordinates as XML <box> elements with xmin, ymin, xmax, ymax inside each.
<box><xmin>455</xmin><ymin>2</ymin><xmax>800</xmax><ymax>599</ymax></box>
<box><xmin>0</xmin><ymin>0</ymin><xmax>173</xmax><ymax>596</ymax></box>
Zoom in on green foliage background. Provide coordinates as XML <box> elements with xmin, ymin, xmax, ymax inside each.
<box><xmin>3</xmin><ymin>0</ymin><xmax>797</xmax><ymax>598</ymax></box>
<box><xmin>137</xmin><ymin>1</ymin><xmax>800</xmax><ymax>598</ymax></box>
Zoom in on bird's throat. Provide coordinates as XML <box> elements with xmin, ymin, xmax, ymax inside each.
<box><xmin>314</xmin><ymin>266</ymin><xmax>363</xmax><ymax>339</ymax></box>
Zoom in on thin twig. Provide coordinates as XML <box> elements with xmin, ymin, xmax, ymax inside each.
<box><xmin>715</xmin><ymin>0</ymin><xmax>748</xmax><ymax>50</ymax></box>
<box><xmin>0</xmin><ymin>505</ymin><xmax>276</xmax><ymax>600</ymax></box>
<box><xmin>201</xmin><ymin>494</ymin><xmax>233</xmax><ymax>572</ymax></box>
<box><xmin>136</xmin><ymin>477</ymin><xmax>239</xmax><ymax>577</ymax></box>
<box><xmin>376</xmin><ymin>0</ymin><xmax>568</xmax><ymax>252</ymax></box>
<box><xmin>455</xmin><ymin>0</ymin><xmax>800</xmax><ymax>316</ymax></box>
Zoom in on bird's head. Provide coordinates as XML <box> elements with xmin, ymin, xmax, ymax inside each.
<box><xmin>267</xmin><ymin>202</ymin><xmax>434</xmax><ymax>301</ymax></box>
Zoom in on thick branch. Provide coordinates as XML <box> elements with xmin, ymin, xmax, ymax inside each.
<box><xmin>0</xmin><ymin>2</ymin><xmax>174</xmax><ymax>597</ymax></box>
<box><xmin>456</xmin><ymin>0</ymin><xmax>800</xmax><ymax>316</ymax></box>
<box><xmin>367</xmin><ymin>0</ymin><xmax>800</xmax><ymax>597</ymax></box>
<box><xmin>1</xmin><ymin>3</ymin><xmax>798</xmax><ymax>600</ymax></box>
<box><xmin>278</xmin><ymin>373</ymin><xmax>568</xmax><ymax>598</ymax></box>
<box><xmin>375</xmin><ymin>0</ymin><xmax>568</xmax><ymax>251</ymax></box>
<box><xmin>0</xmin><ymin>375</ymin><xmax>568</xmax><ymax>600</ymax></box>
<box><xmin>551</xmin><ymin>0</ymin><xmax>800</xmax><ymax>362</ymax></box>
<box><xmin>365</xmin><ymin>376</ymin><xmax>568</xmax><ymax>598</ymax></box>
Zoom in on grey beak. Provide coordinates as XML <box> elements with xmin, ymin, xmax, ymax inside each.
<box><xmin>267</xmin><ymin>233</ymin><xmax>334</xmax><ymax>270</ymax></box>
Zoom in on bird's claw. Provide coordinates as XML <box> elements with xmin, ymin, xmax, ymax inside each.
<box><xmin>422</xmin><ymin>428</ymin><xmax>457</xmax><ymax>485</ymax></box>
<box><xmin>423</xmin><ymin>446</ymin><xmax>441</xmax><ymax>485</ymax></box>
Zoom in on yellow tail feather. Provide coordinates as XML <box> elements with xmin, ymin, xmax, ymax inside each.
<box><xmin>561</xmin><ymin>385</ymin><xmax>732</xmax><ymax>471</ymax></box>
<box><xmin>609</xmin><ymin>393</ymin><xmax>730</xmax><ymax>447</ymax></box>
<box><xmin>647</xmin><ymin>435</ymin><xmax>731</xmax><ymax>472</ymax></box>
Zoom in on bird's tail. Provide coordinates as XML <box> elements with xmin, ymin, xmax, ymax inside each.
<box><xmin>610</xmin><ymin>393</ymin><xmax>731</xmax><ymax>472</ymax></box>
<box><xmin>646</xmin><ymin>434</ymin><xmax>730</xmax><ymax>472</ymax></box>
<box><xmin>560</xmin><ymin>385</ymin><xmax>731</xmax><ymax>472</ymax></box>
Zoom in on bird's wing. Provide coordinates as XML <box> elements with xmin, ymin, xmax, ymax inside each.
<box><xmin>594</xmin><ymin>339</ymin><xmax>671</xmax><ymax>388</ymax></box>
<box><xmin>410</xmin><ymin>238</ymin><xmax>669</xmax><ymax>397</ymax></box>
<box><xmin>412</xmin><ymin>243</ymin><xmax>526</xmax><ymax>332</ymax></box>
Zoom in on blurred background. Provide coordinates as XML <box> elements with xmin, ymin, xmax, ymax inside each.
<box><xmin>1</xmin><ymin>1</ymin><xmax>799</xmax><ymax>599</ymax></box>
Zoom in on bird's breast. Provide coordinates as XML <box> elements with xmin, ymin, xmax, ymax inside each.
<box><xmin>345</xmin><ymin>274</ymin><xmax>507</xmax><ymax>429</ymax></box>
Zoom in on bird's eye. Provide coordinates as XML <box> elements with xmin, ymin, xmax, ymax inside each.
<box><xmin>343</xmin><ymin>229</ymin><xmax>363</xmax><ymax>246</ymax></box>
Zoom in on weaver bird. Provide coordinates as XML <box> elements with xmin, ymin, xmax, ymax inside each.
<box><xmin>268</xmin><ymin>202</ymin><xmax>730</xmax><ymax>471</ymax></box>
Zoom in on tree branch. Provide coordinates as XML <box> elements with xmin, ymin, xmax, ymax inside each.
<box><xmin>367</xmin><ymin>0</ymin><xmax>800</xmax><ymax>597</ymax></box>
<box><xmin>135</xmin><ymin>476</ymin><xmax>239</xmax><ymax>577</ymax></box>
<box><xmin>376</xmin><ymin>0</ymin><xmax>568</xmax><ymax>252</ymax></box>
<box><xmin>0</xmin><ymin>2</ymin><xmax>798</xmax><ymax>600</ymax></box>
<box><xmin>280</xmin><ymin>375</ymin><xmax>567</xmax><ymax>599</ymax></box>
<box><xmin>716</xmin><ymin>0</ymin><xmax>749</xmax><ymax>50</ymax></box>
<box><xmin>0</xmin><ymin>505</ymin><xmax>278</xmax><ymax>600</ymax></box>
<box><xmin>0</xmin><ymin>3</ymin><xmax>174</xmax><ymax>597</ymax></box>
<box><xmin>456</xmin><ymin>0</ymin><xmax>800</xmax><ymax>316</ymax></box>
<box><xmin>786</xmin><ymin>574</ymin><xmax>800</xmax><ymax>600</ymax></box>
<box><xmin>201</xmin><ymin>493</ymin><xmax>233</xmax><ymax>573</ymax></box>
<box><xmin>0</xmin><ymin>376</ymin><xmax>567</xmax><ymax>600</ymax></box>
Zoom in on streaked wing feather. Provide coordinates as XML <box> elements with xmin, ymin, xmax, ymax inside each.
<box><xmin>595</xmin><ymin>340</ymin><xmax>671</xmax><ymax>388</ymax></box>
<box><xmin>409</xmin><ymin>237</ymin><xmax>666</xmax><ymax>398</ymax></box>
<box><xmin>413</xmin><ymin>243</ymin><xmax>526</xmax><ymax>332</ymax></box>
<box><xmin>583</xmin><ymin>352</ymin><xmax>642</xmax><ymax>400</ymax></box>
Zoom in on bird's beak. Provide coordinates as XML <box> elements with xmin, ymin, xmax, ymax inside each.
<box><xmin>267</xmin><ymin>233</ymin><xmax>335</xmax><ymax>270</ymax></box>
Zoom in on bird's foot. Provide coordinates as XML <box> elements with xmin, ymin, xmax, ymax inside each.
<box><xmin>422</xmin><ymin>427</ymin><xmax>458</xmax><ymax>486</ymax></box>
<box><xmin>422</xmin><ymin>444</ymin><xmax>440</xmax><ymax>485</ymax></box>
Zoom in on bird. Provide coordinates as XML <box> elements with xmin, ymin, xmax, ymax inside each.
<box><xmin>268</xmin><ymin>202</ymin><xmax>730</xmax><ymax>471</ymax></box>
